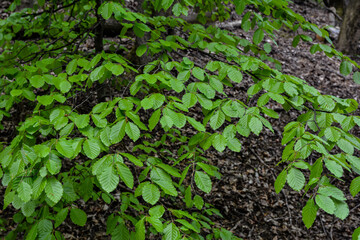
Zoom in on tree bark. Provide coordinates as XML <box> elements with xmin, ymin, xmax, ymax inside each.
<box><xmin>337</xmin><ymin>0</ymin><xmax>360</xmax><ymax>55</ymax></box>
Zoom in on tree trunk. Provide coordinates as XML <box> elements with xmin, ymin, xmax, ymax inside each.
<box><xmin>337</xmin><ymin>0</ymin><xmax>360</xmax><ymax>55</ymax></box>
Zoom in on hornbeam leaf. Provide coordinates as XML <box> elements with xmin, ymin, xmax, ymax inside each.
<box><xmin>212</xmin><ymin>134</ymin><xmax>226</xmax><ymax>152</ymax></box>
<box><xmin>135</xmin><ymin>217</ymin><xmax>145</xmax><ymax>240</ymax></box>
<box><xmin>302</xmin><ymin>198</ymin><xmax>318</xmax><ymax>229</ymax></box>
<box><xmin>194</xmin><ymin>171</ymin><xmax>212</xmax><ymax>193</ymax></box>
<box><xmin>90</xmin><ymin>66</ymin><xmax>105</xmax><ymax>82</ymax></box>
<box><xmin>150</xmin><ymin>168</ymin><xmax>177</xmax><ymax>196</ymax></box>
<box><xmin>18</xmin><ymin>181</ymin><xmax>32</xmax><ymax>203</ymax></box>
<box><xmin>70</xmin><ymin>208</ymin><xmax>87</xmax><ymax>227</ymax></box>
<box><xmin>56</xmin><ymin>139</ymin><xmax>74</xmax><ymax>159</ymax></box>
<box><xmin>45</xmin><ymin>178</ymin><xmax>63</xmax><ymax>204</ymax></box>
<box><xmin>287</xmin><ymin>168</ymin><xmax>305</xmax><ymax>191</ymax></box>
<box><xmin>98</xmin><ymin>166</ymin><xmax>119</xmax><ymax>193</ymax></box>
<box><xmin>186</xmin><ymin>116</ymin><xmax>205</xmax><ymax>132</ymax></box>
<box><xmin>337</xmin><ymin>138</ymin><xmax>354</xmax><ymax>155</ymax></box>
<box><xmin>350</xmin><ymin>176</ymin><xmax>360</xmax><ymax>197</ymax></box>
<box><xmin>149</xmin><ymin>109</ymin><xmax>161</xmax><ymax>131</ymax></box>
<box><xmin>74</xmin><ymin>114</ymin><xmax>90</xmax><ymax>129</ymax></box>
<box><xmin>66</xmin><ymin>59</ymin><xmax>77</xmax><ymax>75</ymax></box>
<box><xmin>110</xmin><ymin>119</ymin><xmax>126</xmax><ymax>144</ymax></box>
<box><xmin>55</xmin><ymin>208</ymin><xmax>69</xmax><ymax>228</ymax></box>
<box><xmin>274</xmin><ymin>169</ymin><xmax>287</xmax><ymax>194</ymax></box>
<box><xmin>334</xmin><ymin>200</ymin><xmax>349</xmax><ymax>220</ymax></box>
<box><xmin>253</xmin><ymin>28</ymin><xmax>264</xmax><ymax>45</ymax></box>
<box><xmin>163</xmin><ymin>223</ymin><xmax>180</xmax><ymax>240</ymax></box>
<box><xmin>315</xmin><ymin>194</ymin><xmax>335</xmax><ymax>214</ymax></box>
<box><xmin>249</xmin><ymin>116</ymin><xmax>263</xmax><ymax>136</ymax></box>
<box><xmin>340</xmin><ymin>60</ymin><xmax>352</xmax><ymax>76</ymax></box>
<box><xmin>324</xmin><ymin>127</ymin><xmax>341</xmax><ymax>142</ymax></box>
<box><xmin>83</xmin><ymin>138</ymin><xmax>100</xmax><ymax>159</ymax></box>
<box><xmin>125</xmin><ymin>122</ymin><xmax>140</xmax><ymax>141</ymax></box>
<box><xmin>210</xmin><ymin>110</ymin><xmax>225</xmax><ymax>130</ymax></box>
<box><xmin>101</xmin><ymin>2</ymin><xmax>113</xmax><ymax>20</ymax></box>
<box><xmin>115</xmin><ymin>162</ymin><xmax>134</xmax><ymax>189</ymax></box>
<box><xmin>142</xmin><ymin>184</ymin><xmax>160</xmax><ymax>205</ymax></box>
<box><xmin>227</xmin><ymin>68</ymin><xmax>243</xmax><ymax>83</ymax></box>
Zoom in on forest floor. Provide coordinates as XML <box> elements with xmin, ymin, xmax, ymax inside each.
<box><xmin>1</xmin><ymin>1</ymin><xmax>360</xmax><ymax>240</ymax></box>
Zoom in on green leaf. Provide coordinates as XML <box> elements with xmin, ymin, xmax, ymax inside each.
<box><xmin>212</xmin><ymin>134</ymin><xmax>226</xmax><ymax>152</ymax></box>
<box><xmin>193</xmin><ymin>195</ymin><xmax>204</xmax><ymax>210</ymax></box>
<box><xmin>353</xmin><ymin>227</ymin><xmax>360</xmax><ymax>240</ymax></box>
<box><xmin>354</xmin><ymin>71</ymin><xmax>360</xmax><ymax>84</ymax></box>
<box><xmin>334</xmin><ymin>200</ymin><xmax>349</xmax><ymax>220</ymax></box>
<box><xmin>249</xmin><ymin>116</ymin><xmax>263</xmax><ymax>136</ymax></box>
<box><xmin>350</xmin><ymin>176</ymin><xmax>360</xmax><ymax>197</ymax></box>
<box><xmin>192</xmin><ymin>67</ymin><xmax>205</xmax><ymax>81</ymax></box>
<box><xmin>324</xmin><ymin>127</ymin><xmax>341</xmax><ymax>142</ymax></box>
<box><xmin>101</xmin><ymin>2</ymin><xmax>113</xmax><ymax>19</ymax></box>
<box><xmin>170</xmin><ymin>78</ymin><xmax>184</xmax><ymax>93</ymax></box>
<box><xmin>163</xmin><ymin>223</ymin><xmax>180</xmax><ymax>240</ymax></box>
<box><xmin>337</xmin><ymin>138</ymin><xmax>354</xmax><ymax>155</ymax></box>
<box><xmin>227</xmin><ymin>68</ymin><xmax>243</xmax><ymax>83</ymax></box>
<box><xmin>253</xmin><ymin>28</ymin><xmax>264</xmax><ymax>45</ymax></box>
<box><xmin>226</xmin><ymin>138</ymin><xmax>242</xmax><ymax>152</ymax></box>
<box><xmin>18</xmin><ymin>181</ymin><xmax>32</xmax><ymax>203</ymax></box>
<box><xmin>194</xmin><ymin>171</ymin><xmax>212</xmax><ymax>193</ymax></box>
<box><xmin>21</xmin><ymin>200</ymin><xmax>35</xmax><ymax>217</ymax></box>
<box><xmin>149</xmin><ymin>205</ymin><xmax>165</xmax><ymax>218</ymax></box>
<box><xmin>210</xmin><ymin>110</ymin><xmax>225</xmax><ymax>130</ymax></box>
<box><xmin>37</xmin><ymin>95</ymin><xmax>54</xmax><ymax>106</ymax></box>
<box><xmin>150</xmin><ymin>168</ymin><xmax>177</xmax><ymax>196</ymax></box>
<box><xmin>315</xmin><ymin>194</ymin><xmax>335</xmax><ymax>214</ymax></box>
<box><xmin>110</xmin><ymin>119</ymin><xmax>126</xmax><ymax>144</ymax></box>
<box><xmin>56</xmin><ymin>139</ymin><xmax>74</xmax><ymax>159</ymax></box>
<box><xmin>90</xmin><ymin>66</ymin><xmax>105</xmax><ymax>82</ymax></box>
<box><xmin>45</xmin><ymin>178</ymin><xmax>63</xmax><ymax>204</ymax></box>
<box><xmin>70</xmin><ymin>208</ymin><xmax>87</xmax><ymax>226</ymax></box>
<box><xmin>275</xmin><ymin>169</ymin><xmax>287</xmax><ymax>194</ymax></box>
<box><xmin>263</xmin><ymin>43</ymin><xmax>272</xmax><ymax>53</ymax></box>
<box><xmin>66</xmin><ymin>59</ymin><xmax>77</xmax><ymax>75</ymax></box>
<box><xmin>176</xmin><ymin>219</ymin><xmax>199</xmax><ymax>232</ymax></box>
<box><xmin>38</xmin><ymin>219</ymin><xmax>52</xmax><ymax>234</ymax></box>
<box><xmin>120</xmin><ymin>153</ymin><xmax>143</xmax><ymax>167</ymax></box>
<box><xmin>46</xmin><ymin>153</ymin><xmax>62</xmax><ymax>175</ymax></box>
<box><xmin>142</xmin><ymin>184</ymin><xmax>160</xmax><ymax>205</ymax></box>
<box><xmin>29</xmin><ymin>75</ymin><xmax>45</xmax><ymax>88</ymax></box>
<box><xmin>346</xmin><ymin>155</ymin><xmax>360</xmax><ymax>171</ymax></box>
<box><xmin>324</xmin><ymin>159</ymin><xmax>343</xmax><ymax>178</ymax></box>
<box><xmin>135</xmin><ymin>217</ymin><xmax>145</xmax><ymax>240</ymax></box>
<box><xmin>125</xmin><ymin>122</ymin><xmax>140</xmax><ymax>141</ymax></box>
<box><xmin>157</xmin><ymin>163</ymin><xmax>181</xmax><ymax>178</ymax></box>
<box><xmin>302</xmin><ymin>198</ymin><xmax>318</xmax><ymax>229</ymax></box>
<box><xmin>74</xmin><ymin>114</ymin><xmax>90</xmax><ymax>129</ymax></box>
<box><xmin>136</xmin><ymin>44</ymin><xmax>147</xmax><ymax>57</ymax></box>
<box><xmin>55</xmin><ymin>208</ymin><xmax>69</xmax><ymax>228</ymax></box>
<box><xmin>340</xmin><ymin>60</ymin><xmax>352</xmax><ymax>76</ymax></box>
<box><xmin>287</xmin><ymin>168</ymin><xmax>305</xmax><ymax>191</ymax></box>
<box><xmin>182</xmin><ymin>93</ymin><xmax>197</xmax><ymax>108</ymax></box>
<box><xmin>105</xmin><ymin>63</ymin><xmax>124</xmax><ymax>76</ymax></box>
<box><xmin>115</xmin><ymin>162</ymin><xmax>134</xmax><ymax>189</ymax></box>
<box><xmin>186</xmin><ymin>116</ymin><xmax>205</xmax><ymax>132</ymax></box>
<box><xmin>318</xmin><ymin>186</ymin><xmax>346</xmax><ymax>201</ymax></box>
<box><xmin>317</xmin><ymin>95</ymin><xmax>335</xmax><ymax>111</ymax></box>
<box><xmin>98</xmin><ymin>166</ymin><xmax>119</xmax><ymax>193</ymax></box>
<box><xmin>26</xmin><ymin>223</ymin><xmax>38</xmax><ymax>240</ymax></box>
<box><xmin>83</xmin><ymin>138</ymin><xmax>100</xmax><ymax>159</ymax></box>
<box><xmin>149</xmin><ymin>109</ymin><xmax>161</xmax><ymax>131</ymax></box>
<box><xmin>10</xmin><ymin>89</ymin><xmax>22</xmax><ymax>97</ymax></box>
<box><xmin>92</xmin><ymin>114</ymin><xmax>107</xmax><ymax>128</ymax></box>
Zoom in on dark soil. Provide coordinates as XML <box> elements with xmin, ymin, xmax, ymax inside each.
<box><xmin>1</xmin><ymin>1</ymin><xmax>360</xmax><ymax>240</ymax></box>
